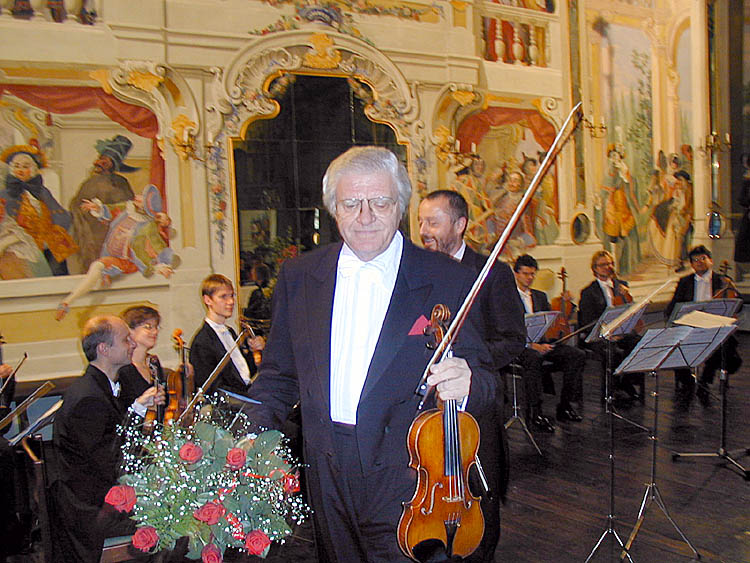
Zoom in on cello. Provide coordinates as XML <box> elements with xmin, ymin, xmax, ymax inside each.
<box><xmin>545</xmin><ymin>267</ymin><xmax>575</xmax><ymax>341</ymax></box>
<box><xmin>398</xmin><ymin>103</ymin><xmax>584</xmax><ymax>560</ymax></box>
<box><xmin>713</xmin><ymin>261</ymin><xmax>741</xmax><ymax>300</ymax></box>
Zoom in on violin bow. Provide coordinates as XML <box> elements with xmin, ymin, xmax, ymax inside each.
<box><xmin>176</xmin><ymin>324</ymin><xmax>254</xmax><ymax>424</ymax></box>
<box><xmin>0</xmin><ymin>352</ymin><xmax>28</xmax><ymax>399</ymax></box>
<box><xmin>415</xmin><ymin>102</ymin><xmax>584</xmax><ymax>409</ymax></box>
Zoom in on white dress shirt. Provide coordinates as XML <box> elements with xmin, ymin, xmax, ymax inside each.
<box><xmin>694</xmin><ymin>269</ymin><xmax>713</xmax><ymax>302</ymax></box>
<box><xmin>597</xmin><ymin>278</ymin><xmax>615</xmax><ymax>307</ymax></box>
<box><xmin>329</xmin><ymin>232</ymin><xmax>403</xmax><ymax>424</ymax></box>
<box><xmin>108</xmin><ymin>376</ymin><xmax>147</xmax><ymax>416</ymax></box>
<box><xmin>451</xmin><ymin>241</ymin><xmax>467</xmax><ymax>262</ymax></box>
<box><xmin>205</xmin><ymin>317</ymin><xmax>251</xmax><ymax>385</ymax></box>
<box><xmin>517</xmin><ymin>286</ymin><xmax>534</xmax><ymax>314</ymax></box>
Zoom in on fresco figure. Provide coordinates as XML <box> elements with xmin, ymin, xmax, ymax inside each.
<box><xmin>0</xmin><ymin>142</ymin><xmax>78</xmax><ymax>277</ymax></box>
<box><xmin>596</xmin><ymin>144</ymin><xmax>640</xmax><ymax>275</ymax></box>
<box><xmin>520</xmin><ymin>154</ymin><xmax>558</xmax><ymax>245</ymax></box>
<box><xmin>648</xmin><ymin>168</ymin><xmax>693</xmax><ymax>271</ymax></box>
<box><xmin>0</xmin><ymin>191</ymin><xmax>52</xmax><ymax>279</ymax></box>
<box><xmin>68</xmin><ymin>135</ymin><xmax>137</xmax><ymax>274</ymax></box>
<box><xmin>491</xmin><ymin>169</ymin><xmax>537</xmax><ymax>257</ymax></box>
<box><xmin>56</xmin><ymin>184</ymin><xmax>180</xmax><ymax>320</ymax></box>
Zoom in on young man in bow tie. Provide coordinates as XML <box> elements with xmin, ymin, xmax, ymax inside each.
<box><xmin>53</xmin><ymin>315</ymin><xmax>165</xmax><ymax>562</ymax></box>
<box><xmin>190</xmin><ymin>274</ymin><xmax>266</xmax><ymax>396</ymax></box>
<box><xmin>247</xmin><ymin>147</ymin><xmax>495</xmax><ymax>562</ymax></box>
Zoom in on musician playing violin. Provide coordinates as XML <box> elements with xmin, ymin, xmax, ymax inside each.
<box><xmin>245</xmin><ymin>147</ymin><xmax>495</xmax><ymax>563</ymax></box>
<box><xmin>419</xmin><ymin>189</ymin><xmax>525</xmax><ymax>563</ymax></box>
<box><xmin>513</xmin><ymin>254</ymin><xmax>585</xmax><ymax>427</ymax></box>
<box><xmin>578</xmin><ymin>250</ymin><xmax>642</xmax><ymax>402</ymax></box>
<box><xmin>189</xmin><ymin>274</ymin><xmax>265</xmax><ymax>396</ymax></box>
<box><xmin>665</xmin><ymin>245</ymin><xmax>743</xmax><ymax>404</ymax></box>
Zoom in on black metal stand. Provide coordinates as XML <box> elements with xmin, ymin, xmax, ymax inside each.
<box><xmin>621</xmin><ymin>369</ymin><xmax>700</xmax><ymax>560</ymax></box>
<box><xmin>585</xmin><ymin>340</ymin><xmax>633</xmax><ymax>563</ymax></box>
<box><xmin>504</xmin><ymin>368</ymin><xmax>542</xmax><ymax>456</ymax></box>
<box><xmin>672</xmin><ymin>367</ymin><xmax>750</xmax><ymax>480</ymax></box>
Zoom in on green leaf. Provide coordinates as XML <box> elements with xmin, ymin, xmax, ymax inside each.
<box><xmin>194</xmin><ymin>421</ymin><xmax>216</xmax><ymax>443</ymax></box>
<box><xmin>223</xmin><ymin>495</ymin><xmax>241</xmax><ymax>514</ymax></box>
<box><xmin>254</xmin><ymin>430</ymin><xmax>283</xmax><ymax>456</ymax></box>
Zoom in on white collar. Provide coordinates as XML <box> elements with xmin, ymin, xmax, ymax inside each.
<box><xmin>205</xmin><ymin>316</ymin><xmax>229</xmax><ymax>333</ymax></box>
<box><xmin>451</xmin><ymin>241</ymin><xmax>467</xmax><ymax>262</ymax></box>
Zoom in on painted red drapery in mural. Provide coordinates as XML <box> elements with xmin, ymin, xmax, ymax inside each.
<box><xmin>455</xmin><ymin>106</ymin><xmax>557</xmax><ymax>151</ymax></box>
<box><xmin>0</xmin><ymin>84</ymin><xmax>165</xmax><ymax>202</ymax></box>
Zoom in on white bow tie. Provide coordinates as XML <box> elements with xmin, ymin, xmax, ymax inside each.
<box><xmin>338</xmin><ymin>253</ymin><xmax>386</xmax><ymax>278</ymax></box>
<box><xmin>112</xmin><ymin>381</ymin><xmax>121</xmax><ymax>397</ymax></box>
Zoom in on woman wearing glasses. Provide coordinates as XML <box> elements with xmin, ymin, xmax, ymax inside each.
<box><xmin>118</xmin><ymin>305</ymin><xmax>165</xmax><ymax>412</ymax></box>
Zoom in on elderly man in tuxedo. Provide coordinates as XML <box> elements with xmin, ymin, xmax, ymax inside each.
<box><xmin>418</xmin><ymin>189</ymin><xmax>525</xmax><ymax>562</ymax></box>
<box><xmin>53</xmin><ymin>315</ymin><xmax>164</xmax><ymax>562</ymax></box>
<box><xmin>247</xmin><ymin>147</ymin><xmax>495</xmax><ymax>563</ymax></box>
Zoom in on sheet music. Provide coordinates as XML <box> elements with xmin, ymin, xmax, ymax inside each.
<box><xmin>524</xmin><ymin>311</ymin><xmax>560</xmax><ymax>343</ymax></box>
<box><xmin>674</xmin><ymin>310</ymin><xmax>736</xmax><ymax>328</ymax></box>
<box><xmin>668</xmin><ymin>298</ymin><xmax>742</xmax><ymax>326</ymax></box>
<box><xmin>584</xmin><ymin>303</ymin><xmax>631</xmax><ymax>344</ymax></box>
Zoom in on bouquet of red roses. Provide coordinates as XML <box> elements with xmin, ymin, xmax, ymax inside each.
<box><xmin>106</xmin><ymin>396</ymin><xmax>309</xmax><ymax>561</ymax></box>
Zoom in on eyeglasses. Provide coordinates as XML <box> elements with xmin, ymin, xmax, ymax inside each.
<box><xmin>336</xmin><ymin>196</ymin><xmax>397</xmax><ymax>216</ymax></box>
<box><xmin>138</xmin><ymin>322</ymin><xmax>160</xmax><ymax>331</ymax></box>
<box><xmin>690</xmin><ymin>255</ymin><xmax>710</xmax><ymax>262</ymax></box>
<box><xmin>595</xmin><ymin>261</ymin><xmax>614</xmax><ymax>268</ymax></box>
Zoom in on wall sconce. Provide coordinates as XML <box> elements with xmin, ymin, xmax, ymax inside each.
<box><xmin>582</xmin><ymin>115</ymin><xmax>607</xmax><ymax>138</ymax></box>
<box><xmin>435</xmin><ymin>137</ymin><xmax>480</xmax><ymax>170</ymax></box>
<box><xmin>698</xmin><ymin>131</ymin><xmax>731</xmax><ymax>156</ymax></box>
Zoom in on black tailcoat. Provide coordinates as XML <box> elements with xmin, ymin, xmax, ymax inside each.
<box><xmin>247</xmin><ymin>237</ymin><xmax>495</xmax><ymax>562</ymax></box>
<box><xmin>190</xmin><ymin>322</ymin><xmax>256</xmax><ymax>396</ymax></box>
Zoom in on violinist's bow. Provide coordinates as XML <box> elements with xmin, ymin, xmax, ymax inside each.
<box><xmin>0</xmin><ymin>352</ymin><xmax>28</xmax><ymax>399</ymax></box>
<box><xmin>415</xmin><ymin>102</ymin><xmax>584</xmax><ymax>409</ymax></box>
<box><xmin>176</xmin><ymin>324</ymin><xmax>254</xmax><ymax>424</ymax></box>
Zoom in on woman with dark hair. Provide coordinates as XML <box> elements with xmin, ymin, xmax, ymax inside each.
<box><xmin>118</xmin><ymin>305</ymin><xmax>165</xmax><ymax>411</ymax></box>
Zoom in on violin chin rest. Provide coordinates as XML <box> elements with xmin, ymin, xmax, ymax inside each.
<box><xmin>412</xmin><ymin>538</ymin><xmax>462</xmax><ymax>562</ymax></box>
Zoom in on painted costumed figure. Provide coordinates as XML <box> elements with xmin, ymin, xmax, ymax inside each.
<box><xmin>56</xmin><ymin>184</ymin><xmax>180</xmax><ymax>320</ymax></box>
<box><xmin>0</xmin><ymin>142</ymin><xmax>78</xmax><ymax>278</ymax></box>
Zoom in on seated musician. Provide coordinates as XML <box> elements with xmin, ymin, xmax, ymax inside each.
<box><xmin>52</xmin><ymin>316</ymin><xmax>165</xmax><ymax>562</ymax></box>
<box><xmin>514</xmin><ymin>254</ymin><xmax>585</xmax><ymax>427</ymax></box>
<box><xmin>578</xmin><ymin>250</ymin><xmax>642</xmax><ymax>402</ymax></box>
<box><xmin>190</xmin><ymin>274</ymin><xmax>265</xmax><ymax>396</ymax></box>
<box><xmin>665</xmin><ymin>245</ymin><xmax>743</xmax><ymax>404</ymax></box>
<box><xmin>117</xmin><ymin>305</ymin><xmax>166</xmax><ymax>412</ymax></box>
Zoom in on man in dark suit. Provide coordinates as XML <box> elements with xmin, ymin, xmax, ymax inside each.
<box><xmin>578</xmin><ymin>250</ymin><xmax>641</xmax><ymax>402</ymax></box>
<box><xmin>665</xmin><ymin>245</ymin><xmax>742</xmax><ymax>404</ymax></box>
<box><xmin>190</xmin><ymin>274</ymin><xmax>265</xmax><ymax>396</ymax></box>
<box><xmin>418</xmin><ymin>189</ymin><xmax>525</xmax><ymax>563</ymax></box>
<box><xmin>247</xmin><ymin>147</ymin><xmax>495</xmax><ymax>563</ymax></box>
<box><xmin>513</xmin><ymin>254</ymin><xmax>585</xmax><ymax>426</ymax></box>
<box><xmin>53</xmin><ymin>315</ymin><xmax>164</xmax><ymax>562</ymax></box>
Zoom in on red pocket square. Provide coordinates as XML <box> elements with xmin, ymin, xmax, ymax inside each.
<box><xmin>409</xmin><ymin>315</ymin><xmax>430</xmax><ymax>336</ymax></box>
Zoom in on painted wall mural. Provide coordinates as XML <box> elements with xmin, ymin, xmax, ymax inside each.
<box><xmin>584</xmin><ymin>4</ymin><xmax>694</xmax><ymax>278</ymax></box>
<box><xmin>0</xmin><ymin>85</ymin><xmax>179</xmax><ymax>318</ymax></box>
<box><xmin>448</xmin><ymin>105</ymin><xmax>559</xmax><ymax>259</ymax></box>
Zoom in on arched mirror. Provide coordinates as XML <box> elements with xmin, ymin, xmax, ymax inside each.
<box><xmin>230</xmin><ymin>73</ymin><xmax>407</xmax><ymax>293</ymax></box>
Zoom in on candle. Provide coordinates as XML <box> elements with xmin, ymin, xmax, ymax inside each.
<box><xmin>471</xmin><ymin>142</ymin><xmax>477</xmax><ymax>153</ymax></box>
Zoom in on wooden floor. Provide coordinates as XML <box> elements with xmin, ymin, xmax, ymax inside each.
<box><xmin>14</xmin><ymin>335</ymin><xmax>750</xmax><ymax>563</ymax></box>
<box><xmin>498</xmin><ymin>334</ymin><xmax>750</xmax><ymax>563</ymax></box>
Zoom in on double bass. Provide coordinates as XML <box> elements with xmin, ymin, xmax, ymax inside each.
<box><xmin>398</xmin><ymin>103</ymin><xmax>584</xmax><ymax>560</ymax></box>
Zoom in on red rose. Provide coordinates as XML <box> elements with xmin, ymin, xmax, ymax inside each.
<box><xmin>179</xmin><ymin>442</ymin><xmax>203</xmax><ymax>464</ymax></box>
<box><xmin>226</xmin><ymin>448</ymin><xmax>246</xmax><ymax>470</ymax></box>
<box><xmin>201</xmin><ymin>543</ymin><xmax>223</xmax><ymax>563</ymax></box>
<box><xmin>282</xmin><ymin>472</ymin><xmax>300</xmax><ymax>494</ymax></box>
<box><xmin>132</xmin><ymin>526</ymin><xmax>159</xmax><ymax>552</ymax></box>
<box><xmin>245</xmin><ymin>530</ymin><xmax>271</xmax><ymax>556</ymax></box>
<box><xmin>193</xmin><ymin>501</ymin><xmax>226</xmax><ymax>525</ymax></box>
<box><xmin>104</xmin><ymin>484</ymin><xmax>136</xmax><ymax>513</ymax></box>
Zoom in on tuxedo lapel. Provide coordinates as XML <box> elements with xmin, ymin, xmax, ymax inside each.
<box><xmin>304</xmin><ymin>244</ymin><xmax>340</xmax><ymax>415</ymax></box>
<box><xmin>89</xmin><ymin>366</ymin><xmax>124</xmax><ymax>417</ymax></box>
<box><xmin>360</xmin><ymin>241</ymin><xmax>431</xmax><ymax>401</ymax></box>
<box><xmin>205</xmin><ymin>324</ymin><xmax>246</xmax><ymax>390</ymax></box>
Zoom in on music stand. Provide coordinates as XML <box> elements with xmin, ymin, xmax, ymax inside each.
<box><xmin>668</xmin><ymin>302</ymin><xmax>749</xmax><ymax>481</ymax></box>
<box><xmin>614</xmin><ymin>327</ymin><xmax>717</xmax><ymax>560</ymax></box>
<box><xmin>503</xmin><ymin>312</ymin><xmax>560</xmax><ymax>456</ymax></box>
<box><xmin>7</xmin><ymin>398</ymin><xmax>62</xmax><ymax>447</ymax></box>
<box><xmin>584</xmin><ymin>304</ymin><xmax>647</xmax><ymax>563</ymax></box>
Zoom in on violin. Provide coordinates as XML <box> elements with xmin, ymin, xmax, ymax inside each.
<box><xmin>398</xmin><ymin>304</ymin><xmax>484</xmax><ymax>560</ymax></box>
<box><xmin>545</xmin><ymin>267</ymin><xmax>575</xmax><ymax>341</ymax></box>
<box><xmin>143</xmin><ymin>355</ymin><xmax>166</xmax><ymax>431</ymax></box>
<box><xmin>713</xmin><ymin>261</ymin><xmax>741</xmax><ymax>300</ymax></box>
<box><xmin>164</xmin><ymin>329</ymin><xmax>194</xmax><ymax>426</ymax></box>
